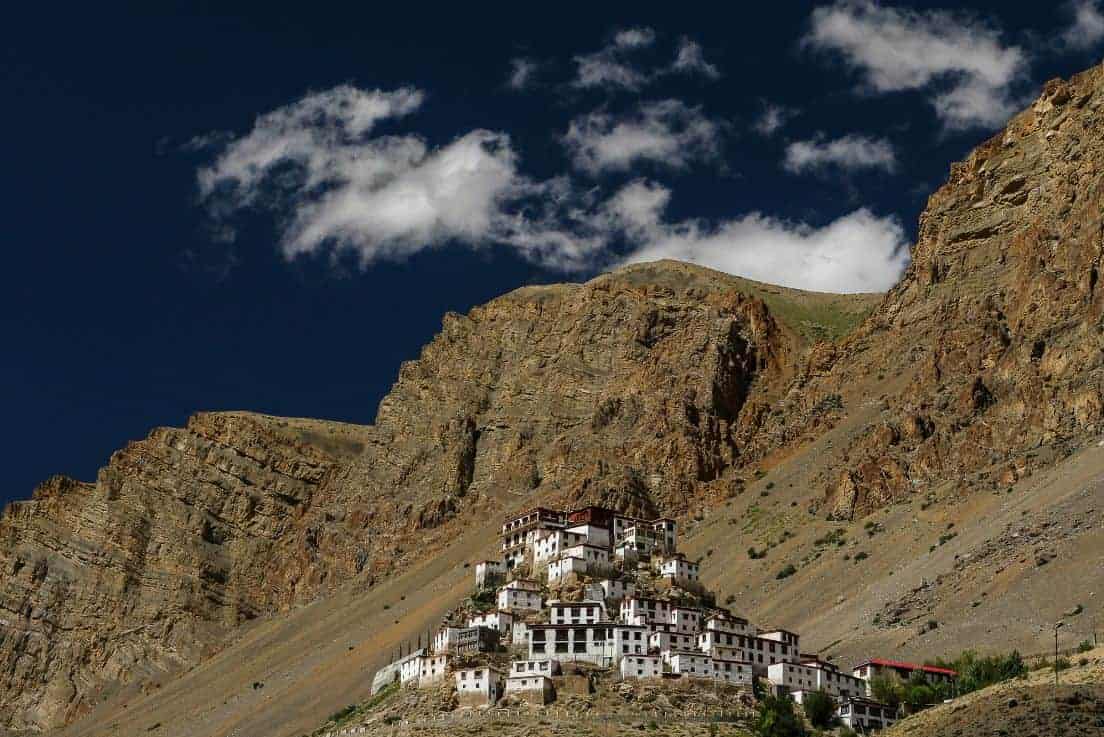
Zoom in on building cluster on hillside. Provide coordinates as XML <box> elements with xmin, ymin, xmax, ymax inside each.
<box><xmin>372</xmin><ymin>505</ymin><xmax>956</xmax><ymax>730</ymax></box>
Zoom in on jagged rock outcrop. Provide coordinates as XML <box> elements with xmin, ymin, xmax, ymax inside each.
<box><xmin>814</xmin><ymin>64</ymin><xmax>1104</xmax><ymax>518</ymax></box>
<box><xmin>0</xmin><ymin>261</ymin><xmax>870</xmax><ymax>731</ymax></box>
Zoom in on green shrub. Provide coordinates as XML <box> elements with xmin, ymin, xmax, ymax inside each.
<box><xmin>1077</xmin><ymin>640</ymin><xmax>1094</xmax><ymax>653</ymax></box>
<box><xmin>755</xmin><ymin>694</ymin><xmax>807</xmax><ymax>737</ymax></box>
<box><xmin>927</xmin><ymin>649</ymin><xmax>1027</xmax><ymax>696</ymax></box>
<box><xmin>853</xmin><ymin>551</ymin><xmax>869</xmax><ymax>562</ymax></box>
<box><xmin>869</xmin><ymin>675</ymin><xmax>903</xmax><ymax>711</ymax></box>
<box><xmin>802</xmin><ymin>690</ymin><xmax>835</xmax><ymax>728</ymax></box>
<box><xmin>776</xmin><ymin>564</ymin><xmax>797</xmax><ymax>580</ymax></box>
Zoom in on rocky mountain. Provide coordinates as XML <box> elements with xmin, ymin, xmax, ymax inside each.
<box><xmin>809</xmin><ymin>66</ymin><xmax>1104</xmax><ymax>519</ymax></box>
<box><xmin>3</xmin><ymin>61</ymin><xmax>1104</xmax><ymax>736</ymax></box>
<box><xmin>0</xmin><ymin>265</ymin><xmax>875</xmax><ymax>731</ymax></box>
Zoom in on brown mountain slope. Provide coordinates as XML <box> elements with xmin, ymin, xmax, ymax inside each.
<box><xmin>0</xmin><ymin>262</ymin><xmax>876</xmax><ymax>732</ymax></box>
<box><xmin>808</xmin><ymin>65</ymin><xmax>1104</xmax><ymax>519</ymax></box>
<box><xmin>5</xmin><ymin>61</ymin><xmax>1104</xmax><ymax>737</ymax></box>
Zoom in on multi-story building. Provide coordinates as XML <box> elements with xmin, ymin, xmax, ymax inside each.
<box><xmin>501</xmin><ymin>508</ymin><xmax>567</xmax><ymax>568</ymax></box>
<box><xmin>434</xmin><ymin>626</ymin><xmax>497</xmax><ymax>655</ymax></box>
<box><xmin>454</xmin><ymin>666</ymin><xmax>503</xmax><ymax>706</ymax></box>
<box><xmin>549</xmin><ymin>600</ymin><xmax>606</xmax><ymax>625</ymax></box>
<box><xmin>402</xmin><ymin>653</ymin><xmax>449</xmax><ymax>687</ymax></box>
<box><xmin>528</xmin><ymin>624</ymin><xmax>613</xmax><ymax>666</ymax></box>
<box><xmin>510</xmin><ymin>659</ymin><xmax>561</xmax><ymax>677</ymax></box>
<box><xmin>652</xmin><ymin>625</ymin><xmax>697</xmax><ymax>655</ymax></box>
<box><xmin>533</xmin><ymin>529</ymin><xmax>588</xmax><ymax>564</ymax></box>
<box><xmin>468</xmin><ymin>609</ymin><xmax>513</xmax><ymax>633</ymax></box>
<box><xmin>610</xmin><ymin>624</ymin><xmax>650</xmax><ymax>660</ymax></box>
<box><xmin>498</xmin><ymin>579</ymin><xmax>543</xmax><ymax>612</ymax></box>
<box><xmin>592</xmin><ymin>578</ymin><xmax>635</xmax><ymax>602</ymax></box>
<box><xmin>711</xmin><ymin>657</ymin><xmax>754</xmax><ymax>686</ymax></box>
<box><xmin>620</xmin><ymin>654</ymin><xmax>663</xmax><ymax>679</ymax></box>
<box><xmin>620</xmin><ymin>597</ymin><xmax>672</xmax><ymax>626</ymax></box>
<box><xmin>669</xmin><ymin>652</ymin><xmax>713</xmax><ymax>678</ymax></box>
<box><xmin>795</xmin><ymin>657</ymin><xmax>866</xmax><ymax>699</ymax></box>
<box><xmin>655</xmin><ymin>553</ymin><xmax>699</xmax><ymax>586</ymax></box>
<box><xmin>703</xmin><ymin>612</ymin><xmax>757</xmax><ymax>638</ymax></box>
<box><xmin>837</xmin><ymin>697</ymin><xmax>898</xmax><ymax>731</ymax></box>
<box><xmin>669</xmin><ymin>606</ymin><xmax>702</xmax><ymax>634</ymax></box>
<box><xmin>548</xmin><ymin>555</ymin><xmax>588</xmax><ymax>583</ymax></box>
<box><xmin>505</xmin><ymin>673</ymin><xmax>554</xmax><ymax>704</ymax></box>
<box><xmin>851</xmin><ymin>658</ymin><xmax>957</xmax><ymax>693</ymax></box>
<box><xmin>474</xmin><ymin>560</ymin><xmax>506</xmax><ymax>590</ymax></box>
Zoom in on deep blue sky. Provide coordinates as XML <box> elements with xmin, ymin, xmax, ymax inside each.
<box><xmin>2</xmin><ymin>2</ymin><xmax>1100</xmax><ymax>506</ymax></box>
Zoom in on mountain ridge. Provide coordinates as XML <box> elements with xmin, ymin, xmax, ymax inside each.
<box><xmin>3</xmin><ymin>61</ymin><xmax>1104</xmax><ymax>736</ymax></box>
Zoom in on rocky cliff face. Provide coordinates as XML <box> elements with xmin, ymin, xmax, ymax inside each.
<box><xmin>6</xmin><ymin>61</ymin><xmax>1104</xmax><ymax>734</ymax></box>
<box><xmin>809</xmin><ymin>64</ymin><xmax>1104</xmax><ymax>518</ymax></box>
<box><xmin>0</xmin><ymin>262</ymin><xmax>870</xmax><ymax>731</ymax></box>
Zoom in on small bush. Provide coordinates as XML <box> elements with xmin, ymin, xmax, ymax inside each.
<box><xmin>853</xmin><ymin>551</ymin><xmax>869</xmax><ymax>562</ymax></box>
<box><xmin>755</xmin><ymin>694</ymin><xmax>807</xmax><ymax>737</ymax></box>
<box><xmin>1077</xmin><ymin>640</ymin><xmax>1094</xmax><ymax>653</ymax></box>
<box><xmin>776</xmin><ymin>564</ymin><xmax>797</xmax><ymax>580</ymax></box>
<box><xmin>802</xmin><ymin>690</ymin><xmax>835</xmax><ymax>728</ymax></box>
<box><xmin>748</xmin><ymin>547</ymin><xmax>766</xmax><ymax>560</ymax></box>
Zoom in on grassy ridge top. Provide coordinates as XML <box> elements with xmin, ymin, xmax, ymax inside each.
<box><xmin>605</xmin><ymin>260</ymin><xmax>883</xmax><ymax>344</ymax></box>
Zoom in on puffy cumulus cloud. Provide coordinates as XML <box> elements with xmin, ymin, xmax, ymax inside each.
<box><xmin>563</xmin><ymin>100</ymin><xmax>722</xmax><ymax>175</ymax></box>
<box><xmin>752</xmin><ymin>102</ymin><xmax>798</xmax><ymax>137</ymax></box>
<box><xmin>506</xmin><ymin>58</ymin><xmax>539</xmax><ymax>90</ymax></box>
<box><xmin>783</xmin><ymin>134</ymin><xmax>897</xmax><ymax>174</ymax></box>
<box><xmin>671</xmin><ymin>38</ymin><xmax>720</xmax><ymax>79</ymax></box>
<box><xmin>610</xmin><ymin>181</ymin><xmax>908</xmax><ymax>293</ymax></box>
<box><xmin>804</xmin><ymin>1</ymin><xmax>1027</xmax><ymax>130</ymax></box>
<box><xmin>197</xmin><ymin>85</ymin><xmax>602</xmax><ymax>270</ymax></box>
<box><xmin>1061</xmin><ymin>0</ymin><xmax>1104</xmax><ymax>51</ymax></box>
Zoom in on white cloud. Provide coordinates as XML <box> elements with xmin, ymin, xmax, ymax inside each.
<box><xmin>507</xmin><ymin>58</ymin><xmax>539</xmax><ymax>90</ymax></box>
<box><xmin>197</xmin><ymin>85</ymin><xmax>602</xmax><ymax>270</ymax></box>
<box><xmin>783</xmin><ymin>134</ymin><xmax>897</xmax><ymax>174</ymax></box>
<box><xmin>573</xmin><ymin>27</ymin><xmax>656</xmax><ymax>90</ymax></box>
<box><xmin>563</xmin><ymin>100</ymin><xmax>722</xmax><ymax>175</ymax></box>
<box><xmin>613</xmin><ymin>27</ymin><xmax>656</xmax><ymax>49</ymax></box>
<box><xmin>805</xmin><ymin>1</ymin><xmax>1027</xmax><ymax>130</ymax></box>
<box><xmin>197</xmin><ymin>86</ymin><xmax>910</xmax><ymax>292</ymax></box>
<box><xmin>1062</xmin><ymin>0</ymin><xmax>1104</xmax><ymax>51</ymax></box>
<box><xmin>613</xmin><ymin>181</ymin><xmax>909</xmax><ymax>293</ymax></box>
<box><xmin>572</xmin><ymin>28</ymin><xmax>721</xmax><ymax>90</ymax></box>
<box><xmin>671</xmin><ymin>38</ymin><xmax>720</xmax><ymax>79</ymax></box>
<box><xmin>753</xmin><ymin>103</ymin><xmax>798</xmax><ymax>136</ymax></box>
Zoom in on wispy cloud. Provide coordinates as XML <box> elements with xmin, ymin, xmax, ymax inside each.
<box><xmin>783</xmin><ymin>134</ymin><xmax>897</xmax><ymax>174</ymax></box>
<box><xmin>506</xmin><ymin>58</ymin><xmax>539</xmax><ymax>90</ymax></box>
<box><xmin>573</xmin><ymin>27</ymin><xmax>657</xmax><ymax>90</ymax></box>
<box><xmin>671</xmin><ymin>38</ymin><xmax>720</xmax><ymax>79</ymax></box>
<box><xmin>563</xmin><ymin>100</ymin><xmax>722</xmax><ymax>175</ymax></box>
<box><xmin>572</xmin><ymin>27</ymin><xmax>721</xmax><ymax>90</ymax></box>
<box><xmin>804</xmin><ymin>0</ymin><xmax>1027</xmax><ymax>130</ymax></box>
<box><xmin>1060</xmin><ymin>0</ymin><xmax>1104</xmax><ymax>51</ymax></box>
<box><xmin>752</xmin><ymin>102</ymin><xmax>798</xmax><ymax>137</ymax></box>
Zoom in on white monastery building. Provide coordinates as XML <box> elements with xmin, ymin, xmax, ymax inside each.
<box><xmin>374</xmin><ymin>503</ymin><xmax>932</xmax><ymax>720</ymax></box>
